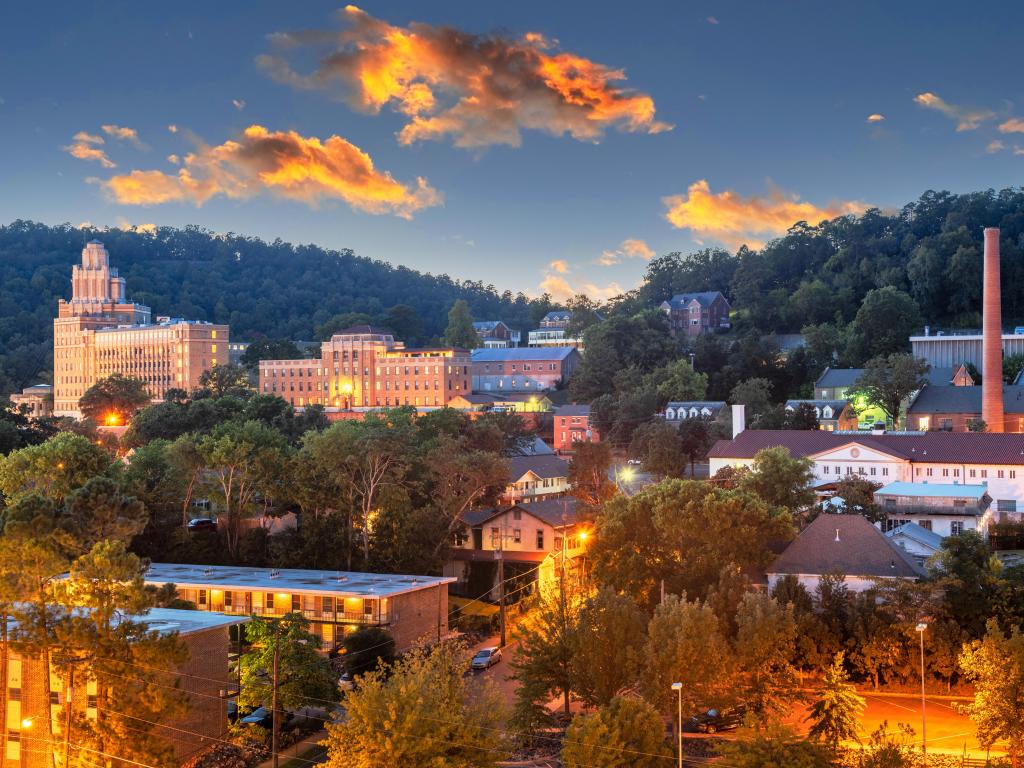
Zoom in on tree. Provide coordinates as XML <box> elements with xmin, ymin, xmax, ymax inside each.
<box><xmin>653</xmin><ymin>358</ymin><xmax>708</xmax><ymax>404</ymax></box>
<box><xmin>734</xmin><ymin>592</ymin><xmax>800</xmax><ymax>721</ymax></box>
<box><xmin>564</xmin><ymin>295</ymin><xmax>603</xmax><ymax>339</ymax></box>
<box><xmin>64</xmin><ymin>475</ymin><xmax>148</xmax><ymax>549</ymax></box>
<box><xmin>643</xmin><ymin>595</ymin><xmax>737</xmax><ymax>714</ymax></box>
<box><xmin>561</xmin><ymin>697</ymin><xmax>670</xmax><ymax>768</ymax></box>
<box><xmin>567</xmin><ymin>441</ymin><xmax>615</xmax><ymax>506</ymax></box>
<box><xmin>847</xmin><ymin>287</ymin><xmax>922</xmax><ymax>362</ymax></box>
<box><xmin>197</xmin><ymin>364</ymin><xmax>252</xmax><ymax>398</ymax></box>
<box><xmin>239</xmin><ymin>339</ymin><xmax>303</xmax><ymax>370</ymax></box>
<box><xmin>443</xmin><ymin>299</ymin><xmax>478</xmax><ymax>349</ymax></box>
<box><xmin>590</xmin><ymin>479</ymin><xmax>793</xmax><ymax>611</ymax></box>
<box><xmin>323</xmin><ymin>641</ymin><xmax>507</xmax><ymax>768</ymax></box>
<box><xmin>730</xmin><ymin>378</ymin><xmax>774</xmax><ymax>424</ymax></box>
<box><xmin>239</xmin><ymin>613</ymin><xmax>338</xmax><ymax>735</ymax></box>
<box><xmin>570</xmin><ymin>587</ymin><xmax>646</xmax><ymax>707</ymax></box>
<box><xmin>511</xmin><ymin>589</ymin><xmax>581</xmax><ymax>726</ymax></box>
<box><xmin>846</xmin><ymin>354</ymin><xmax>929</xmax><ymax>429</ymax></box>
<box><xmin>1005</xmin><ymin>354</ymin><xmax>1024</xmax><ymax>385</ymax></box>
<box><xmin>832</xmin><ymin>476</ymin><xmax>884</xmax><ymax>523</ymax></box>
<box><xmin>628</xmin><ymin>421</ymin><xmax>685</xmax><ymax>479</ymax></box>
<box><xmin>806</xmin><ymin>653</ymin><xmax>865</xmax><ymax>749</ymax></box>
<box><xmin>931</xmin><ymin>530</ymin><xmax>1001</xmax><ymax>637</ymax></box>
<box><xmin>341</xmin><ymin>627</ymin><xmax>396</xmax><ymax>677</ymax></box>
<box><xmin>959</xmin><ymin>619</ymin><xmax>1024</xmax><ymax>764</ymax></box>
<box><xmin>384</xmin><ymin>304</ymin><xmax>424</xmax><ymax>345</ymax></box>
<box><xmin>677</xmin><ymin>417</ymin><xmax>716</xmax><ymax>476</ymax></box>
<box><xmin>0</xmin><ymin>431</ymin><xmax>110</xmax><ymax>505</ymax></box>
<box><xmin>79</xmin><ymin>373</ymin><xmax>152</xmax><ymax>424</ymax></box>
<box><xmin>716</xmin><ymin>721</ymin><xmax>835</xmax><ymax>768</ymax></box>
<box><xmin>740</xmin><ymin>446</ymin><xmax>816</xmax><ymax>513</ymax></box>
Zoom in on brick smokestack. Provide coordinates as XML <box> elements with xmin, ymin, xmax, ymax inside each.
<box><xmin>982</xmin><ymin>227</ymin><xmax>1004</xmax><ymax>432</ymax></box>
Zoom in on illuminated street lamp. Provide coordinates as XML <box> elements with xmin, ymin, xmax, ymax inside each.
<box><xmin>104</xmin><ymin>412</ymin><xmax>121</xmax><ymax>426</ymax></box>
<box><xmin>916</xmin><ymin>622</ymin><xmax>928</xmax><ymax>763</ymax></box>
<box><xmin>671</xmin><ymin>682</ymin><xmax>683</xmax><ymax>768</ymax></box>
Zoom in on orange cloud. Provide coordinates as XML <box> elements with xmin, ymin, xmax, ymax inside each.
<box><xmin>102</xmin><ymin>124</ymin><xmax>145</xmax><ymax>148</ymax></box>
<box><xmin>999</xmin><ymin>118</ymin><xmax>1024</xmax><ymax>134</ymax></box>
<box><xmin>866</xmin><ymin>113</ymin><xmax>885</xmax><ymax>123</ymax></box>
<box><xmin>258</xmin><ymin>5</ymin><xmax>671</xmax><ymax>148</ymax></box>
<box><xmin>549</xmin><ymin>259</ymin><xmax>569</xmax><ymax>274</ymax></box>
<box><xmin>539</xmin><ymin>272</ymin><xmax>623</xmax><ymax>302</ymax></box>
<box><xmin>663</xmin><ymin>180</ymin><xmax>868</xmax><ymax>249</ymax></box>
<box><xmin>64</xmin><ymin>132</ymin><xmax>115</xmax><ymax>168</ymax></box>
<box><xmin>597</xmin><ymin>237</ymin><xmax>655</xmax><ymax>266</ymax></box>
<box><xmin>987</xmin><ymin>140</ymin><xmax>1006</xmax><ymax>154</ymax></box>
<box><xmin>102</xmin><ymin>124</ymin><xmax>441</xmax><ymax>218</ymax></box>
<box><xmin>914</xmin><ymin>92</ymin><xmax>994</xmax><ymax>132</ymax></box>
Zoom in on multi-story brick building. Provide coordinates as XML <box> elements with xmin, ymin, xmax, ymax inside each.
<box><xmin>552</xmin><ymin>404</ymin><xmax>600</xmax><ymax>453</ymax></box>
<box><xmin>143</xmin><ymin>563</ymin><xmax>454</xmax><ymax>653</ymax></box>
<box><xmin>659</xmin><ymin>291</ymin><xmax>731</xmax><ymax>336</ymax></box>
<box><xmin>259</xmin><ymin>326</ymin><xmax>471</xmax><ymax>409</ymax></box>
<box><xmin>53</xmin><ymin>241</ymin><xmax>228</xmax><ymax>417</ymax></box>
<box><xmin>3</xmin><ymin>608</ymin><xmax>243</xmax><ymax>768</ymax></box>
<box><xmin>470</xmin><ymin>347</ymin><xmax>581</xmax><ymax>392</ymax></box>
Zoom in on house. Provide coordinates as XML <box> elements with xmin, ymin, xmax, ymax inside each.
<box><xmin>767</xmin><ymin>513</ymin><xmax>923</xmax><ymax>592</ymax></box>
<box><xmin>1</xmin><ymin>608</ymin><xmax>245</xmax><ymax>766</ymax></box>
<box><xmin>874</xmin><ymin>481</ymin><xmax>992</xmax><ymax>537</ymax></box>
<box><xmin>784</xmin><ymin>400</ymin><xmax>858</xmax><ymax>431</ymax></box>
<box><xmin>473</xmin><ymin>320</ymin><xmax>521</xmax><ymax>348</ymax></box>
<box><xmin>502</xmin><ymin>454</ymin><xmax>570</xmax><ymax>504</ymax></box>
<box><xmin>445</xmin><ymin>497</ymin><xmax>586</xmax><ymax>600</ymax></box>
<box><xmin>143</xmin><ymin>563</ymin><xmax>454</xmax><ymax>653</ymax></box>
<box><xmin>8</xmin><ymin>383</ymin><xmax>53</xmax><ymax>419</ymax></box>
<box><xmin>664</xmin><ymin>401</ymin><xmax>726</xmax><ymax>422</ymax></box>
<box><xmin>471</xmin><ymin>347</ymin><xmax>582</xmax><ymax>392</ymax></box>
<box><xmin>708</xmin><ymin>429</ymin><xmax>1024</xmax><ymax>525</ymax></box>
<box><xmin>528</xmin><ymin>311</ymin><xmax>583</xmax><ymax>348</ymax></box>
<box><xmin>553</xmin><ymin>404</ymin><xmax>600</xmax><ymax>453</ymax></box>
<box><xmin>907</xmin><ymin>384</ymin><xmax>1024</xmax><ymax>432</ymax></box>
<box><xmin>659</xmin><ymin>291</ymin><xmax>731</xmax><ymax>336</ymax></box>
<box><xmin>448</xmin><ymin>392</ymin><xmax>554</xmax><ymax>413</ymax></box>
<box><xmin>884</xmin><ymin>522</ymin><xmax>945</xmax><ymax>566</ymax></box>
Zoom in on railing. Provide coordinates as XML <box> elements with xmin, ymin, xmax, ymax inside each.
<box><xmin>881</xmin><ymin>503</ymin><xmax>986</xmax><ymax>516</ymax></box>
<box><xmin>206</xmin><ymin>604</ymin><xmax>387</xmax><ymax>624</ymax></box>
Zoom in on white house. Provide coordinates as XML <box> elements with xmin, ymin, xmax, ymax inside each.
<box><xmin>874</xmin><ymin>481</ymin><xmax>992</xmax><ymax>537</ymax></box>
<box><xmin>664</xmin><ymin>401</ymin><xmax>726</xmax><ymax>421</ymax></box>
<box><xmin>502</xmin><ymin>454</ymin><xmax>570</xmax><ymax>504</ymax></box>
<box><xmin>884</xmin><ymin>522</ymin><xmax>944</xmax><ymax>566</ymax></box>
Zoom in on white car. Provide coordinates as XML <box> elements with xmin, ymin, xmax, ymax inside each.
<box><xmin>471</xmin><ymin>647</ymin><xmax>502</xmax><ymax>670</ymax></box>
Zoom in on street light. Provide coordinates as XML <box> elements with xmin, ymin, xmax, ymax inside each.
<box><xmin>671</xmin><ymin>682</ymin><xmax>683</xmax><ymax>768</ymax></box>
<box><xmin>916</xmin><ymin>622</ymin><xmax>928</xmax><ymax>764</ymax></box>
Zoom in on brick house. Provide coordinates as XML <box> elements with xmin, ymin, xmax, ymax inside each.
<box><xmin>552</xmin><ymin>404</ymin><xmax>599</xmax><ymax>453</ymax></box>
<box><xmin>470</xmin><ymin>347</ymin><xmax>581</xmax><ymax>392</ymax></box>
<box><xmin>659</xmin><ymin>292</ymin><xmax>730</xmax><ymax>336</ymax></box>
<box><xmin>907</xmin><ymin>384</ymin><xmax>1024</xmax><ymax>432</ymax></box>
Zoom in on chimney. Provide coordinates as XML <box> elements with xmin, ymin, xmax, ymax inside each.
<box><xmin>982</xmin><ymin>227</ymin><xmax>1004</xmax><ymax>432</ymax></box>
<box><xmin>732</xmin><ymin>404</ymin><xmax>746</xmax><ymax>438</ymax></box>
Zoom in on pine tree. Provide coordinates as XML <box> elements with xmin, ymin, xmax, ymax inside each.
<box><xmin>562</xmin><ymin>697</ymin><xmax>670</xmax><ymax>768</ymax></box>
<box><xmin>806</xmin><ymin>652</ymin><xmax>865</xmax><ymax>749</ymax></box>
<box><xmin>443</xmin><ymin>300</ymin><xmax>478</xmax><ymax>349</ymax></box>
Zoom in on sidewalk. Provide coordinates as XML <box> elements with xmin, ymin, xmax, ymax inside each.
<box><xmin>256</xmin><ymin>730</ymin><xmax>327</xmax><ymax>768</ymax></box>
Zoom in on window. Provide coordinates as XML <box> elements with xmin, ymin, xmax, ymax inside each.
<box><xmin>882</xmin><ymin>468</ymin><xmax>889</xmax><ymax>476</ymax></box>
<box><xmin>198</xmin><ymin>589</ymin><xmax>207</xmax><ymax>606</ymax></box>
<box><xmin>490</xmin><ymin>526</ymin><xmax>500</xmax><ymax>547</ymax></box>
<box><xmin>513</xmin><ymin>529</ymin><xmax>522</xmax><ymax>543</ymax></box>
<box><xmin>870</xmin><ymin>467</ymin><xmax>876</xmax><ymax>476</ymax></box>
<box><xmin>8</xmin><ymin>688</ymin><xmax>20</xmax><ymax>701</ymax></box>
<box><xmin>951</xmin><ymin>521</ymin><xmax>965</xmax><ymax>535</ymax></box>
<box><xmin>363</xmin><ymin>599</ymin><xmax>374</xmax><ymax>616</ymax></box>
<box><xmin>882</xmin><ymin>519</ymin><xmax>910</xmax><ymax>532</ymax></box>
<box><xmin>981</xmin><ymin>469</ymin><xmax>988</xmax><ymax>478</ymax></box>
<box><xmin>322</xmin><ymin>596</ymin><xmax>334</xmax><ymax>614</ymax></box>
<box><xmin>926</xmin><ymin>468</ymin><xmax>933</xmax><ymax>477</ymax></box>
<box><xmin>997</xmin><ymin>499</ymin><xmax>1017</xmax><ymax>512</ymax></box>
<box><xmin>942</xmin><ymin>468</ymin><xmax>949</xmax><ymax>477</ymax></box>
<box><xmin>512</xmin><ymin>509</ymin><xmax>522</xmax><ymax>521</ymax></box>
<box><xmin>970</xmin><ymin>469</ymin><xmax>976</xmax><ymax>478</ymax></box>
<box><xmin>224</xmin><ymin>591</ymin><xmax>233</xmax><ymax>608</ymax></box>
<box><xmin>823</xmin><ymin>466</ymin><xmax>830</xmax><ymax>475</ymax></box>
<box><xmin>8</xmin><ymin>731</ymin><xmax>19</xmax><ymax>743</ymax></box>
<box><xmin>266</xmin><ymin>593</ymin><xmax>274</xmax><ymax>611</ymax></box>
<box><xmin>87</xmin><ymin>694</ymin><xmax>98</xmax><ymax>709</ymax></box>
<box><xmin>999</xmin><ymin>470</ymin><xmax>1005</xmax><ymax>479</ymax></box>
<box><xmin>1012</xmin><ymin>471</ymin><xmax>1017</xmax><ymax>479</ymax></box>
<box><xmin>50</xmin><ymin>692</ymin><xmax>60</xmax><ymax>706</ymax></box>
<box><xmin>292</xmin><ymin>594</ymin><xmax>301</xmax><ymax>611</ymax></box>
<box><xmin>918</xmin><ymin>520</ymin><xmax>933</xmax><ymax>531</ymax></box>
<box><xmin>536</xmin><ymin>530</ymin><xmax>544</xmax><ymax>549</ymax></box>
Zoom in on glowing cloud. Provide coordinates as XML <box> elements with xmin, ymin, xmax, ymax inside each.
<box><xmin>232</xmin><ymin>99</ymin><xmax>246</xmax><ymax>110</ymax></box>
<box><xmin>867</xmin><ymin>113</ymin><xmax>885</xmax><ymax>123</ymax></box>
<box><xmin>987</xmin><ymin>140</ymin><xmax>1006</xmax><ymax>154</ymax></box>
<box><xmin>663</xmin><ymin>180</ymin><xmax>868</xmax><ymax>249</ymax></box>
<box><xmin>102</xmin><ymin>124</ymin><xmax>441</xmax><ymax>218</ymax></box>
<box><xmin>999</xmin><ymin>118</ymin><xmax>1024</xmax><ymax>134</ymax></box>
<box><xmin>539</xmin><ymin>273</ymin><xmax>623</xmax><ymax>302</ymax></box>
<box><xmin>64</xmin><ymin>132</ymin><xmax>115</xmax><ymax>168</ymax></box>
<box><xmin>914</xmin><ymin>92</ymin><xmax>994</xmax><ymax>132</ymax></box>
<box><xmin>597</xmin><ymin>238</ymin><xmax>655</xmax><ymax>265</ymax></box>
<box><xmin>549</xmin><ymin>259</ymin><xmax>569</xmax><ymax>274</ymax></box>
<box><xmin>167</xmin><ymin>154</ymin><xmax>180</xmax><ymax>165</ymax></box>
<box><xmin>167</xmin><ymin>124</ymin><xmax>179</xmax><ymax>133</ymax></box>
<box><xmin>102</xmin><ymin>124</ymin><xmax>145</xmax><ymax>148</ymax></box>
<box><xmin>258</xmin><ymin>5</ymin><xmax>671</xmax><ymax>148</ymax></box>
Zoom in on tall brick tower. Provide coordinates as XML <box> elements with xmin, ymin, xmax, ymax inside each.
<box><xmin>982</xmin><ymin>227</ymin><xmax>1004</xmax><ymax>432</ymax></box>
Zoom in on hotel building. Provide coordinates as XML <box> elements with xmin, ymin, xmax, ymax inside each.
<box><xmin>53</xmin><ymin>241</ymin><xmax>228</xmax><ymax>417</ymax></box>
<box><xmin>259</xmin><ymin>325</ymin><xmax>471</xmax><ymax>409</ymax></box>
<box><xmin>143</xmin><ymin>563</ymin><xmax>454</xmax><ymax>653</ymax></box>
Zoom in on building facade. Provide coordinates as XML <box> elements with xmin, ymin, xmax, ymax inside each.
<box><xmin>473</xmin><ymin>321</ymin><xmax>521</xmax><ymax>348</ymax></box>
<box><xmin>259</xmin><ymin>326</ymin><xmax>471</xmax><ymax>409</ymax></box>
<box><xmin>527</xmin><ymin>311</ymin><xmax>583</xmax><ymax>348</ymax></box>
<box><xmin>502</xmin><ymin>454</ymin><xmax>570</xmax><ymax>505</ymax></box>
<box><xmin>8</xmin><ymin>384</ymin><xmax>53</xmax><ymax>419</ymax></box>
<box><xmin>143</xmin><ymin>563</ymin><xmax>453</xmax><ymax>653</ymax></box>
<box><xmin>785</xmin><ymin>400</ymin><xmax>859</xmax><ymax>431</ymax></box>
<box><xmin>664</xmin><ymin>401</ymin><xmax>726</xmax><ymax>422</ymax></box>
<box><xmin>874</xmin><ymin>481</ymin><xmax>991</xmax><ymax>537</ymax></box>
<box><xmin>659</xmin><ymin>291</ymin><xmax>731</xmax><ymax>336</ymax></box>
<box><xmin>907</xmin><ymin>384</ymin><xmax>1024</xmax><ymax>432</ymax></box>
<box><xmin>911</xmin><ymin>330</ymin><xmax>1024</xmax><ymax>370</ymax></box>
<box><xmin>53</xmin><ymin>241</ymin><xmax>228</xmax><ymax>417</ymax></box>
<box><xmin>552</xmin><ymin>404</ymin><xmax>600</xmax><ymax>453</ymax></box>
<box><xmin>470</xmin><ymin>347</ymin><xmax>581</xmax><ymax>392</ymax></box>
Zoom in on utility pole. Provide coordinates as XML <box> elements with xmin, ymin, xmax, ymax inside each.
<box><xmin>63</xmin><ymin>664</ymin><xmax>74</xmax><ymax>768</ymax></box>
<box><xmin>271</xmin><ymin>621</ymin><xmax>281</xmax><ymax>768</ymax></box>
<box><xmin>497</xmin><ymin>544</ymin><xmax>506</xmax><ymax>648</ymax></box>
<box><xmin>559</xmin><ymin>504</ymin><xmax>569</xmax><ymax>715</ymax></box>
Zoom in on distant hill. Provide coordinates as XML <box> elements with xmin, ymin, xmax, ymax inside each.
<box><xmin>0</xmin><ymin>220</ymin><xmax>552</xmax><ymax>392</ymax></box>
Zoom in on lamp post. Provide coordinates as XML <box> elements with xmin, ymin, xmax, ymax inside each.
<box><xmin>671</xmin><ymin>682</ymin><xmax>683</xmax><ymax>768</ymax></box>
<box><xmin>916</xmin><ymin>622</ymin><xmax>928</xmax><ymax>764</ymax></box>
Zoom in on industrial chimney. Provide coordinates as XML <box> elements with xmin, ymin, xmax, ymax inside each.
<box><xmin>982</xmin><ymin>227</ymin><xmax>1004</xmax><ymax>432</ymax></box>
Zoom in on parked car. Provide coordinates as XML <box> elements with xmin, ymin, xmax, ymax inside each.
<box><xmin>338</xmin><ymin>670</ymin><xmax>355</xmax><ymax>692</ymax></box>
<box><xmin>626</xmin><ymin>458</ymin><xmax>642</xmax><ymax>466</ymax></box>
<box><xmin>187</xmin><ymin>517</ymin><xmax>217</xmax><ymax>533</ymax></box>
<box><xmin>683</xmin><ymin>703</ymin><xmax>747</xmax><ymax>734</ymax></box>
<box><xmin>470</xmin><ymin>647</ymin><xmax>502</xmax><ymax>670</ymax></box>
<box><xmin>239</xmin><ymin>707</ymin><xmax>293</xmax><ymax>730</ymax></box>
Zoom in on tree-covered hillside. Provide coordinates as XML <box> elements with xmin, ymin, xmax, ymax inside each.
<box><xmin>0</xmin><ymin>220</ymin><xmax>554</xmax><ymax>392</ymax></box>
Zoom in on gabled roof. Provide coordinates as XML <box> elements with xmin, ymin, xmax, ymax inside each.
<box><xmin>908</xmin><ymin>384</ymin><xmax>1024</xmax><ymax>415</ymax></box>
<box><xmin>507</xmin><ymin>436</ymin><xmax>556</xmax><ymax>457</ymax></box>
<box><xmin>662</xmin><ymin>291</ymin><xmax>727</xmax><ymax>310</ymax></box>
<box><xmin>785</xmin><ymin>399</ymin><xmax>850</xmax><ymax>414</ymax></box>
<box><xmin>555</xmin><ymin>404</ymin><xmax>591</xmax><ymax>417</ymax></box>
<box><xmin>817</xmin><ymin>367</ymin><xmax>959</xmax><ymax>390</ymax></box>
<box><xmin>666</xmin><ymin>400</ymin><xmax>726</xmax><ymax>411</ymax></box>
<box><xmin>542</xmin><ymin>311</ymin><xmax>573</xmax><ymax>322</ymax></box>
<box><xmin>462</xmin><ymin>497</ymin><xmax>578</xmax><ymax>529</ymax></box>
<box><xmin>875</xmin><ymin>481</ymin><xmax>989</xmax><ymax>499</ymax></box>
<box><xmin>473</xmin><ymin>320</ymin><xmax>507</xmax><ymax>332</ymax></box>
<box><xmin>769</xmin><ymin>514</ymin><xmax>923</xmax><ymax>579</ymax></box>
<box><xmin>708</xmin><ymin>429</ymin><xmax>1024</xmax><ymax>465</ymax></box>
<box><xmin>508</xmin><ymin>454</ymin><xmax>569</xmax><ymax>482</ymax></box>
<box><xmin>471</xmin><ymin>347</ymin><xmax>579</xmax><ymax>362</ymax></box>
<box><xmin>885</xmin><ymin>522</ymin><xmax>944</xmax><ymax>552</ymax></box>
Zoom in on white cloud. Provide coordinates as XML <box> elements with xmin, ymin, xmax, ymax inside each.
<box><xmin>914</xmin><ymin>92</ymin><xmax>995</xmax><ymax>132</ymax></box>
<box><xmin>866</xmin><ymin>113</ymin><xmax>885</xmax><ymax>123</ymax></box>
<box><xmin>232</xmin><ymin>99</ymin><xmax>246</xmax><ymax>110</ymax></box>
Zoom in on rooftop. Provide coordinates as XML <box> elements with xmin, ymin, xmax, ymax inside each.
<box><xmin>662</xmin><ymin>291</ymin><xmax>727</xmax><ymax>309</ymax></box>
<box><xmin>785</xmin><ymin>399</ymin><xmax>850</xmax><ymax>413</ymax></box>
<box><xmin>816</xmin><ymin>366</ymin><xmax>960</xmax><ymax>390</ymax></box>
<box><xmin>885</xmin><ymin>522</ymin><xmax>944</xmax><ymax>552</ymax></box>
<box><xmin>144</xmin><ymin>563</ymin><xmax>454</xmax><ymax>598</ymax></box>
<box><xmin>875</xmin><ymin>481</ymin><xmax>989</xmax><ymax>499</ymax></box>
<box><xmin>769</xmin><ymin>513</ymin><xmax>923</xmax><ymax>579</ymax></box>
<box><xmin>507</xmin><ymin>453</ymin><xmax>570</xmax><ymax>481</ymax></box>
<box><xmin>908</xmin><ymin>384</ymin><xmax>1024</xmax><ymax>415</ymax></box>
<box><xmin>462</xmin><ymin>497</ymin><xmax>579</xmax><ymax>529</ymax></box>
<box><xmin>555</xmin><ymin>404</ymin><xmax>591</xmax><ymax>417</ymax></box>
<box><xmin>94</xmin><ymin>319</ymin><xmax>224</xmax><ymax>333</ymax></box>
<box><xmin>709</xmin><ymin>429</ymin><xmax>1024</xmax><ymax>465</ymax></box>
<box><xmin>471</xmin><ymin>347</ymin><xmax>579</xmax><ymax>362</ymax></box>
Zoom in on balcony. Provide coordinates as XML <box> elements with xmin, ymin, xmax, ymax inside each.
<box><xmin>206</xmin><ymin>603</ymin><xmax>387</xmax><ymax>624</ymax></box>
<box><xmin>881</xmin><ymin>503</ymin><xmax>987</xmax><ymax>517</ymax></box>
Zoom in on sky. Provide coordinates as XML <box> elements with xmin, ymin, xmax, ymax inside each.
<box><xmin>2</xmin><ymin>1</ymin><xmax>1023</xmax><ymax>300</ymax></box>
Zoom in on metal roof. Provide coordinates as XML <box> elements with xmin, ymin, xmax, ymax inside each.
<box><xmin>507</xmin><ymin>453</ymin><xmax>570</xmax><ymax>481</ymax></box>
<box><xmin>875</xmin><ymin>481</ymin><xmax>988</xmax><ymax>499</ymax></box>
<box><xmin>884</xmin><ymin>522</ymin><xmax>944</xmax><ymax>551</ymax></box>
<box><xmin>908</xmin><ymin>384</ymin><xmax>1024</xmax><ymax>415</ymax></box>
<box><xmin>471</xmin><ymin>347</ymin><xmax>579</xmax><ymax>362</ymax></box>
<box><xmin>555</xmin><ymin>404</ymin><xmax>591</xmax><ymax>417</ymax></box>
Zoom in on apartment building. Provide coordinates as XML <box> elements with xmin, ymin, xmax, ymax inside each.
<box><xmin>53</xmin><ymin>241</ymin><xmax>228</xmax><ymax>417</ymax></box>
<box><xmin>143</xmin><ymin>563</ymin><xmax>454</xmax><ymax>652</ymax></box>
<box><xmin>259</xmin><ymin>326</ymin><xmax>471</xmax><ymax>409</ymax></box>
<box><xmin>470</xmin><ymin>347</ymin><xmax>581</xmax><ymax>392</ymax></box>
<box><xmin>659</xmin><ymin>291</ymin><xmax>731</xmax><ymax>336</ymax></box>
<box><xmin>552</xmin><ymin>404</ymin><xmax>600</xmax><ymax>453</ymax></box>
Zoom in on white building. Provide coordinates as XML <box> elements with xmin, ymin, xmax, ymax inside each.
<box><xmin>874</xmin><ymin>481</ymin><xmax>992</xmax><ymax>537</ymax></box>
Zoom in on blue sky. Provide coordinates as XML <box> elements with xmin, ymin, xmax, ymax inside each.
<box><xmin>2</xmin><ymin>1</ymin><xmax>1022</xmax><ymax>299</ymax></box>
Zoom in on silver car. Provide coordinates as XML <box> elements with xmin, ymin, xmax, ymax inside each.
<box><xmin>471</xmin><ymin>647</ymin><xmax>502</xmax><ymax>670</ymax></box>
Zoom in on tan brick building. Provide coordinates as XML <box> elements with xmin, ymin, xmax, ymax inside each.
<box><xmin>143</xmin><ymin>563</ymin><xmax>454</xmax><ymax>653</ymax></box>
<box><xmin>53</xmin><ymin>241</ymin><xmax>228</xmax><ymax>417</ymax></box>
<box><xmin>259</xmin><ymin>326</ymin><xmax>471</xmax><ymax>409</ymax></box>
<box><xmin>3</xmin><ymin>608</ymin><xmax>243</xmax><ymax>768</ymax></box>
